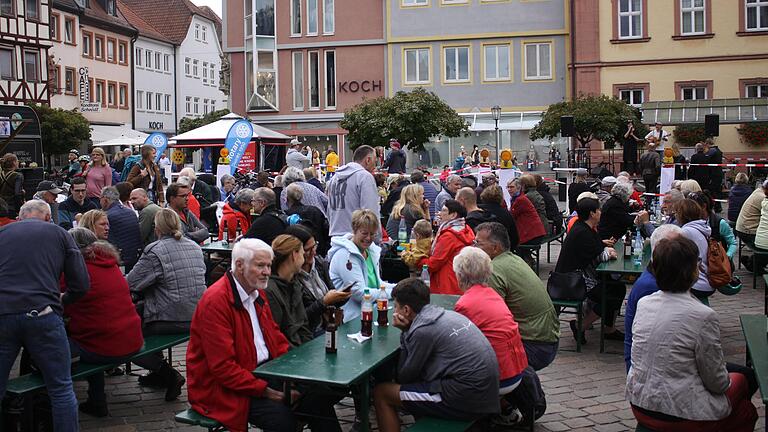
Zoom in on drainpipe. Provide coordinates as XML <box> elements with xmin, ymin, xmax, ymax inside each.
<box><xmin>173</xmin><ymin>46</ymin><xmax>178</xmax><ymax>134</ymax></box>
<box><xmin>569</xmin><ymin>0</ymin><xmax>576</xmax><ymax>101</ymax></box>
<box><xmin>130</xmin><ymin>35</ymin><xmax>137</xmax><ymax>131</ymax></box>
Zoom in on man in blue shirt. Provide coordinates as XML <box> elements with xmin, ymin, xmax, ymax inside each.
<box><xmin>624</xmin><ymin>224</ymin><xmax>683</xmax><ymax>372</ymax></box>
<box><xmin>0</xmin><ymin>200</ymin><xmax>89</xmax><ymax>432</ymax></box>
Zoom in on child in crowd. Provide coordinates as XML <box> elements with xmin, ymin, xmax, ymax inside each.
<box><xmin>401</xmin><ymin>219</ymin><xmax>434</xmax><ymax>276</ymax></box>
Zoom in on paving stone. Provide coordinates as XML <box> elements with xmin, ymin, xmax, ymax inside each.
<box><xmin>564</xmin><ymin>417</ymin><xmax>596</xmax><ymax>428</ymax></box>
<box><xmin>540</xmin><ymin>421</ymin><xmax>570</xmax><ymax>431</ymax></box>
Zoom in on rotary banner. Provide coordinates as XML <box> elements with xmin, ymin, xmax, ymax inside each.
<box><xmin>224</xmin><ymin>119</ymin><xmax>253</xmax><ymax>175</ymax></box>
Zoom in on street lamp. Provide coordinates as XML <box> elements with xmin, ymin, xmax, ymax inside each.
<box><xmin>491</xmin><ymin>105</ymin><xmax>501</xmax><ymax>164</ymax></box>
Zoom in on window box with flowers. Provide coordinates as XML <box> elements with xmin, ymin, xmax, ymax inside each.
<box><xmin>737</xmin><ymin>122</ymin><xmax>768</xmax><ymax>147</ymax></box>
<box><xmin>673</xmin><ymin>124</ymin><xmax>706</xmax><ymax>147</ymax></box>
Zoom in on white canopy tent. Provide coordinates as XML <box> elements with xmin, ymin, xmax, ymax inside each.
<box><xmin>90</xmin><ymin>125</ymin><xmax>148</xmax><ymax>145</ymax></box>
<box><xmin>169</xmin><ymin>113</ymin><xmax>291</xmax><ymax>143</ymax></box>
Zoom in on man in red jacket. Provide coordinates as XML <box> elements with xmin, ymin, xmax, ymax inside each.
<box><xmin>218</xmin><ymin>188</ymin><xmax>254</xmax><ymax>240</ymax></box>
<box><xmin>186</xmin><ymin>238</ymin><xmax>339</xmax><ymax>432</ymax></box>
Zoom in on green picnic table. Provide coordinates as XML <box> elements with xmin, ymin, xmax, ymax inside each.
<box><xmin>596</xmin><ymin>239</ymin><xmax>651</xmax><ymax>353</ymax></box>
<box><xmin>253</xmin><ymin>294</ymin><xmax>460</xmax><ymax>432</ymax></box>
<box><xmin>201</xmin><ymin>240</ymin><xmax>235</xmax><ymax>254</ymax></box>
<box><xmin>739</xmin><ymin>315</ymin><xmax>768</xmax><ymax>406</ymax></box>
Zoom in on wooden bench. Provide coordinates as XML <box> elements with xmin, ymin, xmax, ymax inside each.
<box><xmin>742</xmin><ymin>241</ymin><xmax>768</xmax><ymax>290</ymax></box>
<box><xmin>175</xmin><ymin>408</ymin><xmax>225</xmax><ymax>431</ymax></box>
<box><xmin>407</xmin><ymin>417</ymin><xmax>474</xmax><ymax>431</ymax></box>
<box><xmin>551</xmin><ymin>298</ymin><xmax>584</xmax><ymax>352</ymax></box>
<box><xmin>518</xmin><ymin>230</ymin><xmax>564</xmax><ymax>274</ymax></box>
<box><xmin>5</xmin><ymin>333</ymin><xmax>190</xmax><ymax>430</ymax></box>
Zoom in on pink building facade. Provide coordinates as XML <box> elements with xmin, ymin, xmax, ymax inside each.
<box><xmin>223</xmin><ymin>0</ymin><xmax>385</xmax><ymax>163</ymax></box>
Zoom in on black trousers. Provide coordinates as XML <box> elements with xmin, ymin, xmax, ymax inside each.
<box><xmin>248</xmin><ymin>380</ymin><xmax>342</xmax><ymax>432</ymax></box>
<box><xmin>587</xmin><ymin>281</ymin><xmax>626</xmax><ymax>328</ymax></box>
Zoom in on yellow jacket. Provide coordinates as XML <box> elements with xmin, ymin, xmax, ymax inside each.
<box><xmin>400</xmin><ymin>237</ymin><xmax>433</xmax><ymax>269</ymax></box>
<box><xmin>325</xmin><ymin>151</ymin><xmax>339</xmax><ymax>172</ymax></box>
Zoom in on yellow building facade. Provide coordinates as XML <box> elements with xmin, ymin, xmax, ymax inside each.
<box><xmin>572</xmin><ymin>0</ymin><xmax>768</xmax><ymax>155</ymax></box>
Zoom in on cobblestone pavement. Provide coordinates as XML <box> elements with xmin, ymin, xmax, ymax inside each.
<box><xmin>11</xmin><ymin>239</ymin><xmax>765</xmax><ymax>431</ymax></box>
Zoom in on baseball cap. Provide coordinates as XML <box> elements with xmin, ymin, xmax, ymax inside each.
<box><xmin>601</xmin><ymin>176</ymin><xmax>617</xmax><ymax>187</ymax></box>
<box><xmin>290</xmin><ymin>138</ymin><xmax>301</xmax><ymax>147</ymax></box>
<box><xmin>36</xmin><ymin>180</ymin><xmax>63</xmax><ymax>194</ymax></box>
<box><xmin>577</xmin><ymin>192</ymin><xmax>598</xmax><ymax>202</ymax></box>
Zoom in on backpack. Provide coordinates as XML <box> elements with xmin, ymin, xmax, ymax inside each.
<box><xmin>120</xmin><ymin>155</ymin><xmax>142</xmax><ymax>181</ymax></box>
<box><xmin>707</xmin><ymin>236</ymin><xmax>732</xmax><ymax>289</ymax></box>
<box><xmin>504</xmin><ymin>367</ymin><xmax>546</xmax><ymax>427</ymax></box>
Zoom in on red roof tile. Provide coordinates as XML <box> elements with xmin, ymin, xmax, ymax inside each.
<box><xmin>119</xmin><ymin>0</ymin><xmax>220</xmax><ymax>45</ymax></box>
<box><xmin>117</xmin><ymin>1</ymin><xmax>174</xmax><ymax>44</ymax></box>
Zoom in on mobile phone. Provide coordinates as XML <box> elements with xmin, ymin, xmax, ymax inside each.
<box><xmin>341</xmin><ymin>281</ymin><xmax>358</xmax><ymax>292</ymax></box>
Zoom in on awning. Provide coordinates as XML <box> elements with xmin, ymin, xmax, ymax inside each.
<box><xmin>98</xmin><ymin>135</ymin><xmax>148</xmax><ymax>147</ymax></box>
<box><xmin>90</xmin><ymin>125</ymin><xmax>148</xmax><ymax>145</ymax></box>
<box><xmin>170</xmin><ymin>113</ymin><xmax>292</xmax><ymax>142</ymax></box>
<box><xmin>641</xmin><ymin>98</ymin><xmax>768</xmax><ymax>125</ymax></box>
<box><xmin>460</xmin><ymin>112</ymin><xmax>544</xmax><ymax>131</ymax></box>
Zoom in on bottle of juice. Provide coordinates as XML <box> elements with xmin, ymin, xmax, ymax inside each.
<box><xmin>361</xmin><ymin>289</ymin><xmax>373</xmax><ymax>337</ymax></box>
<box><xmin>376</xmin><ymin>286</ymin><xmax>388</xmax><ymax>327</ymax></box>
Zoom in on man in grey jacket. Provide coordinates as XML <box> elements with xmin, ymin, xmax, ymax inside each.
<box><xmin>286</xmin><ymin>139</ymin><xmax>310</xmax><ymax>169</ymax></box>
<box><xmin>373</xmin><ymin>279</ymin><xmax>500</xmax><ymax>431</ymax></box>
<box><xmin>326</xmin><ymin>145</ymin><xmax>380</xmax><ymax>237</ymax></box>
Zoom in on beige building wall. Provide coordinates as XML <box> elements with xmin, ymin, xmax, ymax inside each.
<box><xmin>588</xmin><ymin>0</ymin><xmax>768</xmax><ymax>154</ymax></box>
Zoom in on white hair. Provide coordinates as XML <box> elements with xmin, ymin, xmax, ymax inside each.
<box><xmin>220</xmin><ymin>174</ymin><xmax>235</xmax><ymax>187</ymax></box>
<box><xmin>610</xmin><ymin>182</ymin><xmax>633</xmax><ymax>202</ymax></box>
<box><xmin>650</xmin><ymin>223</ymin><xmax>683</xmax><ymax>251</ymax></box>
<box><xmin>179</xmin><ymin>167</ymin><xmax>196</xmax><ymax>181</ymax></box>
<box><xmin>282</xmin><ymin>166</ymin><xmax>306</xmax><ymax>186</ymax></box>
<box><xmin>232</xmin><ymin>238</ymin><xmax>274</xmax><ymax>266</ymax></box>
<box><xmin>176</xmin><ymin>176</ymin><xmax>191</xmax><ymax>187</ymax></box>
<box><xmin>18</xmin><ymin>200</ymin><xmax>51</xmax><ymax>220</ymax></box>
<box><xmin>452</xmin><ymin>247</ymin><xmax>492</xmax><ymax>290</ymax></box>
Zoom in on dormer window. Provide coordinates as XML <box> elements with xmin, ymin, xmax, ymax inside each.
<box><xmin>106</xmin><ymin>0</ymin><xmax>116</xmax><ymax>16</ymax></box>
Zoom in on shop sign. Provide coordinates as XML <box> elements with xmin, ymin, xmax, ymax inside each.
<box><xmin>338</xmin><ymin>80</ymin><xmax>382</xmax><ymax>93</ymax></box>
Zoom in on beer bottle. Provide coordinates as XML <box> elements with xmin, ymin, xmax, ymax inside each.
<box><xmin>325</xmin><ymin>306</ymin><xmax>338</xmax><ymax>354</ymax></box>
<box><xmin>221</xmin><ymin>221</ymin><xmax>229</xmax><ymax>246</ymax></box>
<box><xmin>376</xmin><ymin>285</ymin><xmax>388</xmax><ymax>327</ymax></box>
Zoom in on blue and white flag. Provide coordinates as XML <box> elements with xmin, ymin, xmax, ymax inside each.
<box><xmin>224</xmin><ymin>119</ymin><xmax>253</xmax><ymax>175</ymax></box>
<box><xmin>144</xmin><ymin>132</ymin><xmax>168</xmax><ymax>163</ymax></box>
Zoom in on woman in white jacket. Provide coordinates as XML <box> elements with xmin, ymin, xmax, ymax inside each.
<box><xmin>676</xmin><ymin>198</ymin><xmax>713</xmax><ymax>302</ymax></box>
<box><xmin>328</xmin><ymin>209</ymin><xmax>393</xmax><ymax>322</ymax></box>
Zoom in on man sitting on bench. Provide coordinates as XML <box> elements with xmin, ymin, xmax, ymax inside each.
<box><xmin>186</xmin><ymin>238</ymin><xmax>340</xmax><ymax>432</ymax></box>
<box><xmin>373</xmin><ymin>278</ymin><xmax>500</xmax><ymax>431</ymax></box>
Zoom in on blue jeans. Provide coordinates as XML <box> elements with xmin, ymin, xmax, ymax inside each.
<box><xmin>0</xmin><ymin>311</ymin><xmax>79</xmax><ymax>432</ymax></box>
<box><xmin>522</xmin><ymin>340</ymin><xmax>559</xmax><ymax>371</ymax></box>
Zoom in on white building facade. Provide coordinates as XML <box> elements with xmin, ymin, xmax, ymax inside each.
<box><xmin>177</xmin><ymin>14</ymin><xmax>226</xmax><ymax>123</ymax></box>
<box><xmin>133</xmin><ymin>36</ymin><xmax>176</xmax><ymax>134</ymax></box>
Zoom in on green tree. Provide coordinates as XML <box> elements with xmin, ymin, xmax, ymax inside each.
<box><xmin>178</xmin><ymin>108</ymin><xmax>231</xmax><ymax>134</ymax></box>
<box><xmin>29</xmin><ymin>104</ymin><xmax>91</xmax><ymax>155</ymax></box>
<box><xmin>529</xmin><ymin>94</ymin><xmax>647</xmax><ymax>148</ymax></box>
<box><xmin>340</xmin><ymin>87</ymin><xmax>468</xmax><ymax>152</ymax></box>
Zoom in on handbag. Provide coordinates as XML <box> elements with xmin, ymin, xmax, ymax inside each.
<box><xmin>547</xmin><ymin>271</ymin><xmax>587</xmax><ymax>301</ymax></box>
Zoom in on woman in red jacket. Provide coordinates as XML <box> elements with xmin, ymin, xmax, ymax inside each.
<box><xmin>420</xmin><ymin>199</ymin><xmax>475</xmax><ymax>295</ymax></box>
<box><xmin>509</xmin><ymin>193</ymin><xmax>546</xmax><ymax>245</ymax></box>
<box><xmin>453</xmin><ymin>247</ymin><xmax>528</xmax><ymax>391</ymax></box>
<box><xmin>64</xmin><ymin>228</ymin><xmax>144</xmax><ymax>417</ymax></box>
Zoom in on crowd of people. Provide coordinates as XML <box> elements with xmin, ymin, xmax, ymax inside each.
<box><xmin>0</xmin><ymin>140</ymin><xmax>763</xmax><ymax>432</ymax></box>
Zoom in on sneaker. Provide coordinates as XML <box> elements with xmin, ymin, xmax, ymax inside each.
<box><xmin>569</xmin><ymin>320</ymin><xmax>587</xmax><ymax>345</ymax></box>
<box><xmin>491</xmin><ymin>407</ymin><xmax>523</xmax><ymax>428</ymax></box>
<box><xmin>104</xmin><ymin>367</ymin><xmax>124</xmax><ymax>377</ymax></box>
<box><xmin>137</xmin><ymin>371</ymin><xmax>167</xmax><ymax>388</ymax></box>
<box><xmin>79</xmin><ymin>400</ymin><xmax>108</xmax><ymax>418</ymax></box>
<box><xmin>604</xmin><ymin>329</ymin><xmax>625</xmax><ymax>341</ymax></box>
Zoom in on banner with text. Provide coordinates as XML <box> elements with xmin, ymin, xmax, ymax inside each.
<box><xmin>224</xmin><ymin>119</ymin><xmax>253</xmax><ymax>175</ymax></box>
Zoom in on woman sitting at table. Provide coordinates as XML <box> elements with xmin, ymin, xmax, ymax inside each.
<box><xmin>452</xmin><ymin>247</ymin><xmax>529</xmax><ymax>413</ymax></box>
<box><xmin>284</xmin><ymin>225</ymin><xmax>351</xmax><ymax>337</ymax></box>
<box><xmin>627</xmin><ymin>236</ymin><xmax>758</xmax><ymax>432</ymax></box>
<box><xmin>64</xmin><ymin>228</ymin><xmax>143</xmax><ymax>417</ymax></box>
<box><xmin>597</xmin><ymin>182</ymin><xmax>641</xmax><ymax>241</ymax></box>
<box><xmin>385</xmin><ymin>184</ymin><xmax>429</xmax><ymax>238</ymax></box>
<box><xmin>676</xmin><ymin>199</ymin><xmax>714</xmax><ymax>302</ymax></box>
<box><xmin>420</xmin><ymin>199</ymin><xmax>474</xmax><ymax>295</ymax></box>
<box><xmin>554</xmin><ymin>197</ymin><xmax>624</xmax><ymax>345</ymax></box>
<box><xmin>126</xmin><ymin>208</ymin><xmax>206</xmax><ymax>401</ymax></box>
<box><xmin>265</xmin><ymin>234</ymin><xmax>315</xmax><ymax>347</ymax></box>
<box><xmin>328</xmin><ymin>209</ymin><xmax>393</xmax><ymax>322</ymax></box>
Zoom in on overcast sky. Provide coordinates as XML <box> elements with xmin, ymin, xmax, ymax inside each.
<box><xmin>191</xmin><ymin>0</ymin><xmax>222</xmax><ymax>17</ymax></box>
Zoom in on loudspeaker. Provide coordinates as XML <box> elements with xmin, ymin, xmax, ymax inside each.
<box><xmin>705</xmin><ymin>114</ymin><xmax>719</xmax><ymax>137</ymax></box>
<box><xmin>560</xmin><ymin>116</ymin><xmax>574</xmax><ymax>137</ymax></box>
